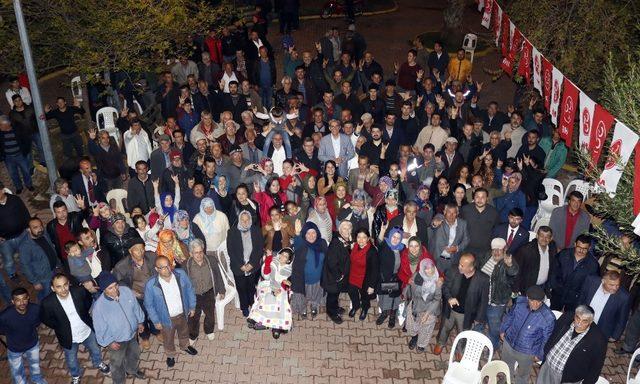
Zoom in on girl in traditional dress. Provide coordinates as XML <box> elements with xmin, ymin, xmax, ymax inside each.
<box><xmin>248</xmin><ymin>248</ymin><xmax>294</xmax><ymax>339</ymax></box>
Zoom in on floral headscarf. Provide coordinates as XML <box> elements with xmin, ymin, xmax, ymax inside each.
<box><xmin>379</xmin><ymin>176</ymin><xmax>393</xmax><ymax>191</ymax></box>
<box><xmin>173</xmin><ymin>210</ymin><xmax>195</xmax><ymax>246</ymax></box>
<box><xmin>156</xmin><ymin>229</ymin><xmax>187</xmax><ymax>266</ymax></box>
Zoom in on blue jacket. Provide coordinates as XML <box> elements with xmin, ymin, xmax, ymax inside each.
<box><xmin>494</xmin><ymin>189</ymin><xmax>526</xmax><ymax>223</ymax></box>
<box><xmin>18</xmin><ymin>231</ymin><xmax>58</xmax><ymax>284</ymax></box>
<box><xmin>92</xmin><ymin>286</ymin><xmax>145</xmax><ymax>346</ymax></box>
<box><xmin>579</xmin><ymin>275</ymin><xmax>631</xmax><ymax>340</ymax></box>
<box><xmin>500</xmin><ymin>296</ymin><xmax>555</xmax><ymax>359</ymax></box>
<box><xmin>550</xmin><ymin>249</ymin><xmax>599</xmax><ymax>310</ymax></box>
<box><xmin>144</xmin><ymin>268</ymin><xmax>196</xmax><ymax>327</ymax></box>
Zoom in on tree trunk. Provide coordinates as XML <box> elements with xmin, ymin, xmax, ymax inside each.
<box><xmin>441</xmin><ymin>0</ymin><xmax>467</xmax><ymax>50</ymax></box>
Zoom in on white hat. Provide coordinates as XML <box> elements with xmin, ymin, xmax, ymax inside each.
<box><xmin>445</xmin><ymin>136</ymin><xmax>458</xmax><ymax>144</ymax></box>
<box><xmin>491</xmin><ymin>237</ymin><xmax>507</xmax><ymax>249</ymax></box>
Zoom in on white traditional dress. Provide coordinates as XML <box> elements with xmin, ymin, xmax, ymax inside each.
<box><xmin>248</xmin><ymin>255</ymin><xmax>293</xmax><ymax>331</ymax></box>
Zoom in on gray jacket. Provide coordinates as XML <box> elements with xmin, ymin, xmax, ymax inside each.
<box><xmin>428</xmin><ymin>218</ymin><xmax>470</xmax><ymax>264</ymax></box>
<box><xmin>548</xmin><ymin>206</ymin><xmax>591</xmax><ymax>249</ymax></box>
<box><xmin>405</xmin><ymin>273</ymin><xmax>442</xmax><ymax>317</ymax></box>
<box><xmin>318</xmin><ymin>133</ymin><xmax>355</xmax><ymax>178</ymax></box>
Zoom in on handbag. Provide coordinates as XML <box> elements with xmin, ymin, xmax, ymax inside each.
<box><xmin>380</xmin><ymin>281</ymin><xmax>401</xmax><ymax>294</ymax></box>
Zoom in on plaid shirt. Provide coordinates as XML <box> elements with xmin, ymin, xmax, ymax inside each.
<box><xmin>546</xmin><ymin>324</ymin><xmax>588</xmax><ymax>373</ymax></box>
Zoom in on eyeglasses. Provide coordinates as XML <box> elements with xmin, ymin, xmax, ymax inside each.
<box><xmin>156</xmin><ymin>265</ymin><xmax>170</xmax><ymax>270</ymax></box>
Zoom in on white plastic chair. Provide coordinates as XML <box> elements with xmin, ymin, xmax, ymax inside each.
<box><xmin>462</xmin><ymin>33</ymin><xmax>478</xmax><ymax>63</ymax></box>
<box><xmin>529</xmin><ymin>231</ymin><xmax>537</xmax><ymax>241</ymax></box>
<box><xmin>596</xmin><ymin>377</ymin><xmax>609</xmax><ymax>384</ymax></box>
<box><xmin>627</xmin><ymin>348</ymin><xmax>640</xmax><ymax>384</ymax></box>
<box><xmin>479</xmin><ymin>360</ymin><xmax>510</xmax><ymax>384</ymax></box>
<box><xmin>214</xmin><ymin>240</ymin><xmax>241</xmax><ymax>330</ymax></box>
<box><xmin>531</xmin><ymin>178</ymin><xmax>564</xmax><ymax>231</ymax></box>
<box><xmin>552</xmin><ymin>310</ymin><xmax>562</xmax><ymax>319</ymax></box>
<box><xmin>443</xmin><ymin>330</ymin><xmax>494</xmax><ymax>384</ymax></box>
<box><xmin>106</xmin><ymin>189</ymin><xmax>128</xmax><ymax>214</ymax></box>
<box><xmin>564</xmin><ymin>179</ymin><xmax>591</xmax><ymax>202</ymax></box>
<box><xmin>96</xmin><ymin>107</ymin><xmax>121</xmax><ymax>147</ymax></box>
<box><xmin>124</xmin><ymin>98</ymin><xmax>144</xmax><ymax>116</ymax></box>
<box><xmin>71</xmin><ymin>76</ymin><xmax>83</xmax><ymax>102</ymax></box>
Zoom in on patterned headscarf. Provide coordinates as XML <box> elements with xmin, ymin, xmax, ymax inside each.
<box><xmin>173</xmin><ymin>210</ymin><xmax>195</xmax><ymax>246</ymax></box>
<box><xmin>418</xmin><ymin>258</ymin><xmax>438</xmax><ymax>300</ymax></box>
<box><xmin>379</xmin><ymin>176</ymin><xmax>393</xmax><ymax>191</ymax></box>
<box><xmin>384</xmin><ymin>226</ymin><xmax>405</xmax><ymax>252</ymax></box>
<box><xmin>237</xmin><ymin>210</ymin><xmax>252</xmax><ymax>232</ymax></box>
<box><xmin>156</xmin><ymin>230</ymin><xmax>187</xmax><ymax>266</ymax></box>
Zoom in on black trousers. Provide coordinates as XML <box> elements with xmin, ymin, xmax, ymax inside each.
<box><xmin>623</xmin><ymin>309</ymin><xmax>640</xmax><ymax>352</ymax></box>
<box><xmin>347</xmin><ymin>284</ymin><xmax>370</xmax><ymax>310</ymax></box>
<box><xmin>234</xmin><ymin>273</ymin><xmax>257</xmax><ymax>312</ymax></box>
<box><xmin>188</xmin><ymin>289</ymin><xmax>216</xmax><ymax>339</ymax></box>
<box><xmin>326</xmin><ymin>292</ymin><xmax>340</xmax><ymax>316</ymax></box>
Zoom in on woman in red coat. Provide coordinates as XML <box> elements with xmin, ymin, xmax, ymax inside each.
<box><xmin>398</xmin><ymin>236</ymin><xmax>440</xmax><ymax>291</ymax></box>
<box><xmin>253</xmin><ymin>176</ymin><xmax>287</xmax><ymax>225</ymax></box>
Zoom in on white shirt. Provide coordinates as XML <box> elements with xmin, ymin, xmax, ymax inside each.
<box><xmin>331</xmin><ymin>134</ymin><xmax>341</xmax><ymax>158</ymax></box>
<box><xmin>159</xmin><ymin>274</ymin><xmax>184</xmax><ymax>317</ymax></box>
<box><xmin>589</xmin><ymin>283</ymin><xmax>611</xmax><ymax>323</ymax></box>
<box><xmin>221</xmin><ymin>72</ymin><xmax>239</xmax><ymax>93</ymax></box>
<box><xmin>57</xmin><ymin>294</ymin><xmax>92</xmax><ymax>343</ymax></box>
<box><xmin>124</xmin><ymin>130</ymin><xmax>152</xmax><ymax>168</ymax></box>
<box><xmin>271</xmin><ymin>146</ymin><xmax>286</xmax><ymax>176</ymax></box>
<box><xmin>401</xmin><ymin>218</ymin><xmax>418</xmax><ymax>246</ymax></box>
<box><xmin>5</xmin><ymin>87</ymin><xmax>32</xmax><ymax>107</ymax></box>
<box><xmin>536</xmin><ymin>244</ymin><xmax>550</xmax><ymax>285</ymax></box>
<box><xmin>507</xmin><ymin>226</ymin><xmax>520</xmax><ymax>244</ymax></box>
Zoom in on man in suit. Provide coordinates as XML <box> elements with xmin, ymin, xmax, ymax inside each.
<box><xmin>438</xmin><ymin>137</ymin><xmax>465</xmax><ymax>180</ymax></box>
<box><xmin>470</xmin><ymin>100</ymin><xmax>509</xmax><ymax>134</ymax></box>
<box><xmin>549</xmin><ymin>191</ymin><xmax>591</xmax><ymax>251</ymax></box>
<box><xmin>381</xmin><ymin>112</ymin><xmax>404</xmax><ymax>161</ymax></box>
<box><xmin>434</xmin><ymin>253</ymin><xmax>489</xmax><ymax>355</ymax></box>
<box><xmin>71</xmin><ymin>158</ymin><xmax>105</xmax><ymax>208</ymax></box>
<box><xmin>492</xmin><ymin>208</ymin><xmax>529</xmax><ymax>255</ymax></box>
<box><xmin>149</xmin><ymin>134</ymin><xmax>173</xmax><ymax>181</ymax></box>
<box><xmin>318</xmin><ymin>119</ymin><xmax>355</xmax><ymax>178</ymax></box>
<box><xmin>537</xmin><ymin>306</ymin><xmax>607</xmax><ymax>384</ymax></box>
<box><xmin>513</xmin><ymin>226</ymin><xmax>557</xmax><ymax>295</ymax></box>
<box><xmin>385</xmin><ymin>201</ymin><xmax>429</xmax><ymax>246</ymax></box>
<box><xmin>41</xmin><ymin>273</ymin><xmax>111</xmax><ymax>383</ymax></box>
<box><xmin>428</xmin><ymin>204</ymin><xmax>470</xmax><ymax>274</ymax></box>
<box><xmin>578</xmin><ymin>271</ymin><xmax>630</xmax><ymax>342</ymax></box>
<box><xmin>347</xmin><ymin>155</ymin><xmax>378</xmax><ymax>193</ymax></box>
<box><xmin>549</xmin><ymin>234</ymin><xmax>599</xmax><ymax>311</ymax></box>
<box><xmin>221</xmin><ymin>81</ymin><xmax>249</xmax><ymax>123</ymax></box>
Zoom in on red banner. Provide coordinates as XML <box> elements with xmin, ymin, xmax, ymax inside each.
<box><xmin>635</xmin><ymin>143</ymin><xmax>640</xmax><ymax>215</ymax></box>
<box><xmin>517</xmin><ymin>40</ymin><xmax>532</xmax><ymax>83</ymax></box>
<box><xmin>500</xmin><ymin>57</ymin><xmax>514</xmax><ymax>76</ymax></box>
<box><xmin>493</xmin><ymin>5</ymin><xmax>502</xmax><ymax>46</ymax></box>
<box><xmin>501</xmin><ymin>14</ymin><xmax>510</xmax><ymax>57</ymax></box>
<box><xmin>510</xmin><ymin>27</ymin><xmax>523</xmax><ymax>57</ymax></box>
<box><xmin>588</xmin><ymin>104</ymin><xmax>615</xmax><ymax>165</ymax></box>
<box><xmin>558</xmin><ymin>78</ymin><xmax>578</xmax><ymax>146</ymax></box>
<box><xmin>481</xmin><ymin>0</ymin><xmax>493</xmax><ymax>28</ymax></box>
<box><xmin>542</xmin><ymin>57</ymin><xmax>553</xmax><ymax>110</ymax></box>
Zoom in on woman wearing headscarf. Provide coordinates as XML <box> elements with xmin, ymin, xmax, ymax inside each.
<box><xmin>365</xmin><ymin>175</ymin><xmax>393</xmax><ymax>208</ymax></box>
<box><xmin>88</xmin><ymin>202</ymin><xmax>113</xmax><ymax>233</ymax></box>
<box><xmin>398</xmin><ymin>237</ymin><xmax>440</xmax><ymax>291</ymax></box>
<box><xmin>337</xmin><ymin>189</ymin><xmax>373</xmax><ymax>238</ymax></box>
<box><xmin>404</xmin><ymin>259</ymin><xmax>441</xmax><ymax>352</ymax></box>
<box><xmin>306</xmin><ymin>196</ymin><xmax>333</xmax><ymax>244</ymax></box>
<box><xmin>414</xmin><ymin>185</ymin><xmax>434</xmax><ymax>225</ymax></box>
<box><xmin>326</xmin><ymin>180</ymin><xmax>351</xmax><ymax>228</ymax></box>
<box><xmin>322</xmin><ymin>220</ymin><xmax>352</xmax><ymax>324</ymax></box>
<box><xmin>228</xmin><ymin>183</ymin><xmax>260</xmax><ymax>227</ymax></box>
<box><xmin>376</xmin><ymin>227</ymin><xmax>405</xmax><ymax>328</ymax></box>
<box><xmin>248</xmin><ymin>247</ymin><xmax>294</xmax><ymax>339</ymax></box>
<box><xmin>227</xmin><ymin>210</ymin><xmax>265</xmax><ymax>317</ymax></box>
<box><xmin>291</xmin><ymin>222</ymin><xmax>328</xmax><ymax>319</ymax></box>
<box><xmin>152</xmin><ymin>176</ymin><xmax>181</xmax><ymax>229</ymax></box>
<box><xmin>253</xmin><ymin>176</ymin><xmax>287</xmax><ymax>225</ymax></box>
<box><xmin>347</xmin><ymin>228</ymin><xmax>378</xmax><ymax>321</ymax></box>
<box><xmin>241</xmin><ymin>157</ymin><xmax>277</xmax><ymax>193</ymax></box>
<box><xmin>173</xmin><ymin>210</ymin><xmax>206</xmax><ymax>249</ymax></box>
<box><xmin>371</xmin><ymin>189</ymin><xmax>402</xmax><ymax>244</ymax></box>
<box><xmin>156</xmin><ymin>229</ymin><xmax>189</xmax><ymax>267</ymax></box>
<box><xmin>192</xmin><ymin>197</ymin><xmax>230</xmax><ymax>253</ymax></box>
<box><xmin>262</xmin><ymin>206</ymin><xmax>297</xmax><ymax>253</ymax></box>
<box><xmin>494</xmin><ymin>171</ymin><xmax>527</xmax><ymax>223</ymax></box>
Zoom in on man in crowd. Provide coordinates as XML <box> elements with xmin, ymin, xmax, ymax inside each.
<box><xmin>492</xmin><ymin>208</ymin><xmax>529</xmax><ymax>255</ymax></box>
<box><xmin>549</xmin><ymin>234</ymin><xmax>599</xmax><ymax>311</ymax></box>
<box><xmin>549</xmin><ymin>191</ymin><xmax>591</xmax><ymax>251</ymax></box>
<box><xmin>123</xmin><ymin>119</ymin><xmax>153</xmax><ymax>177</ymax></box>
<box><xmin>126</xmin><ymin>160</ymin><xmax>155</xmax><ymax>214</ymax></box>
<box><xmin>513</xmin><ymin>226</ymin><xmax>557</xmax><ymax>295</ymax></box>
<box><xmin>19</xmin><ymin>217</ymin><xmax>59</xmax><ymax>301</ymax></box>
<box><xmin>460</xmin><ymin>187</ymin><xmax>499</xmax><ymax>256</ymax></box>
<box><xmin>88</xmin><ymin>128</ymin><xmax>127</xmax><ymax>191</ymax></box>
<box><xmin>0</xmin><ymin>115</ymin><xmax>34</xmax><ymax>193</ymax></box>
<box><xmin>318</xmin><ymin>119</ymin><xmax>355</xmax><ymax>178</ymax></box>
<box><xmin>44</xmin><ymin>97</ymin><xmax>85</xmax><ymax>158</ymax></box>
<box><xmin>47</xmin><ymin>199</ymin><xmax>88</xmax><ymax>272</ymax></box>
<box><xmin>0</xmin><ymin>181</ymin><xmax>31</xmax><ymax>287</ymax></box>
<box><xmin>428</xmin><ymin>204</ymin><xmax>470</xmax><ymax>273</ymax></box>
<box><xmin>92</xmin><ymin>271</ymin><xmax>146</xmax><ymax>383</ymax></box>
<box><xmin>0</xmin><ymin>288</ymin><xmax>45</xmax><ymax>384</ymax></box>
<box><xmin>144</xmin><ymin>256</ymin><xmax>198</xmax><ymax>367</ymax></box>
<box><xmin>578</xmin><ymin>270</ymin><xmax>630</xmax><ymax>342</ymax></box>
<box><xmin>101</xmin><ymin>213</ymin><xmax>142</xmax><ymax>266</ymax></box>
<box><xmin>41</xmin><ymin>273</ymin><xmax>110</xmax><ymax>383</ymax></box>
<box><xmin>500</xmin><ymin>286</ymin><xmax>555</xmax><ymax>384</ymax></box>
<box><xmin>71</xmin><ymin>158</ymin><xmax>105</xmax><ymax>208</ymax></box>
<box><xmin>537</xmin><ymin>306</ymin><xmax>606</xmax><ymax>384</ymax></box>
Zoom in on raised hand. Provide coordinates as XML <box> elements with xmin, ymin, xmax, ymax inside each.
<box><xmin>417</xmin><ymin>69</ymin><xmax>424</xmax><ymax>80</ymax></box>
<box><xmin>88</xmin><ymin>128</ymin><xmax>97</xmax><ymax>140</ymax></box>
<box><xmin>294</xmin><ymin>218</ymin><xmax>302</xmax><ymax>235</ymax></box>
<box><xmin>152</xmin><ymin>178</ymin><xmax>160</xmax><ymax>190</ymax></box>
<box><xmin>188</xmin><ymin>177</ymin><xmax>195</xmax><ymax>189</ymax></box>
<box><xmin>74</xmin><ymin>194</ymin><xmax>85</xmax><ymax>210</ymax></box>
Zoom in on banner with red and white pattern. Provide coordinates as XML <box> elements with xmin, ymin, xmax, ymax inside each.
<box><xmin>558</xmin><ymin>78</ymin><xmax>579</xmax><ymax>146</ymax></box>
<box><xmin>549</xmin><ymin>66</ymin><xmax>564</xmax><ymax>126</ymax></box>
<box><xmin>597</xmin><ymin>121</ymin><xmax>639</xmax><ymax>195</ymax></box>
<box><xmin>578</xmin><ymin>92</ymin><xmax>596</xmax><ymax>150</ymax></box>
<box><xmin>517</xmin><ymin>40</ymin><xmax>532</xmax><ymax>83</ymax></box>
<box><xmin>541</xmin><ymin>57</ymin><xmax>553</xmax><ymax>110</ymax></box>
<box><xmin>481</xmin><ymin>0</ymin><xmax>493</xmax><ymax>28</ymax></box>
<box><xmin>532</xmin><ymin>47</ymin><xmax>542</xmax><ymax>92</ymax></box>
<box><xmin>589</xmin><ymin>104</ymin><xmax>616</xmax><ymax>165</ymax></box>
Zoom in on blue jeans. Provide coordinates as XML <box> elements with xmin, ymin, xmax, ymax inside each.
<box><xmin>259</xmin><ymin>85</ymin><xmax>273</xmax><ymax>110</ymax></box>
<box><xmin>0</xmin><ymin>231</ymin><xmax>26</xmax><ymax>277</ymax></box>
<box><xmin>0</xmin><ymin>273</ymin><xmax>10</xmax><ymax>303</ymax></box>
<box><xmin>8</xmin><ymin>343</ymin><xmax>47</xmax><ymax>384</ymax></box>
<box><xmin>4</xmin><ymin>153</ymin><xmax>32</xmax><ymax>190</ymax></box>
<box><xmin>28</xmin><ymin>133</ymin><xmax>45</xmax><ymax>166</ymax></box>
<box><xmin>35</xmin><ymin>280</ymin><xmax>51</xmax><ymax>302</ymax></box>
<box><xmin>263</xmin><ymin>129</ymin><xmax>292</xmax><ymax>158</ymax></box>
<box><xmin>63</xmin><ymin>331</ymin><xmax>103</xmax><ymax>378</ymax></box>
<box><xmin>486</xmin><ymin>304</ymin><xmax>506</xmax><ymax>349</ymax></box>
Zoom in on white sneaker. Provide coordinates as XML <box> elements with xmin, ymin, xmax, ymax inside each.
<box><xmin>206</xmin><ymin>333</ymin><xmax>215</xmax><ymax>340</ymax></box>
<box><xmin>189</xmin><ymin>338</ymin><xmax>197</xmax><ymax>346</ymax></box>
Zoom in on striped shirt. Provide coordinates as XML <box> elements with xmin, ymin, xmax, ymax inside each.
<box><xmin>0</xmin><ymin>129</ymin><xmax>21</xmax><ymax>156</ymax></box>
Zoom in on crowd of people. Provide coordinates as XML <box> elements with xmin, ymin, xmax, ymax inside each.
<box><xmin>0</xmin><ymin>8</ymin><xmax>636</xmax><ymax>384</ymax></box>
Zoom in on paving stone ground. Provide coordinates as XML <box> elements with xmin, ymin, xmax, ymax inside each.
<box><xmin>0</xmin><ymin>0</ymin><xmax>633</xmax><ymax>383</ymax></box>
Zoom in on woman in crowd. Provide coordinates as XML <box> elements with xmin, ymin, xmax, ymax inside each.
<box><xmin>229</xmin><ymin>183</ymin><xmax>260</xmax><ymax>227</ymax></box>
<box><xmin>50</xmin><ymin>177</ymin><xmax>80</xmax><ymax>213</ymax></box>
<box><xmin>156</xmin><ymin>229</ymin><xmax>189</xmax><ymax>267</ymax></box>
<box><xmin>452</xmin><ymin>164</ymin><xmax>471</xmax><ymax>189</ymax></box>
<box><xmin>263</xmin><ymin>206</ymin><xmax>297</xmax><ymax>253</ymax></box>
<box><xmin>322</xmin><ymin>220</ymin><xmax>352</xmax><ymax>324</ymax></box>
<box><xmin>398</xmin><ymin>236</ymin><xmax>438</xmax><ymax>290</ymax></box>
<box><xmin>192</xmin><ymin>197</ymin><xmax>230</xmax><ymax>253</ymax></box>
<box><xmin>347</xmin><ymin>228</ymin><xmax>378</xmax><ymax>321</ymax></box>
<box><xmin>326</xmin><ymin>180</ymin><xmax>351</xmax><ymax>228</ymax></box>
<box><xmin>253</xmin><ymin>176</ymin><xmax>287</xmax><ymax>225</ymax></box>
<box><xmin>413</xmin><ymin>185</ymin><xmax>433</xmax><ymax>225</ymax></box>
<box><xmin>248</xmin><ymin>247</ymin><xmax>293</xmax><ymax>339</ymax></box>
<box><xmin>213</xmin><ymin>175</ymin><xmax>233</xmax><ymax>215</ymax></box>
<box><xmin>452</xmin><ymin>183</ymin><xmax>468</xmax><ymax>208</ymax></box>
<box><xmin>173</xmin><ymin>210</ymin><xmax>206</xmax><ymax>249</ymax></box>
<box><xmin>306</xmin><ymin>196</ymin><xmax>333</xmax><ymax>244</ymax></box>
<box><xmin>376</xmin><ymin>227</ymin><xmax>405</xmax><ymax>329</ymax></box>
<box><xmin>494</xmin><ymin>171</ymin><xmax>527</xmax><ymax>223</ymax></box>
<box><xmin>227</xmin><ymin>210</ymin><xmax>264</xmax><ymax>317</ymax></box>
<box><xmin>132</xmin><ymin>213</ymin><xmax>162</xmax><ymax>252</ymax></box>
<box><xmin>152</xmin><ymin>176</ymin><xmax>181</xmax><ymax>229</ymax></box>
<box><xmin>404</xmin><ymin>259</ymin><xmax>441</xmax><ymax>352</ymax></box>
<box><xmin>242</xmin><ymin>158</ymin><xmax>277</xmax><ymax>193</ymax></box>
<box><xmin>317</xmin><ymin>160</ymin><xmax>343</xmax><ymax>196</ymax></box>
<box><xmin>474</xmin><ymin>151</ymin><xmax>502</xmax><ymax>188</ymax></box>
<box><xmin>88</xmin><ymin>202</ymin><xmax>114</xmax><ymax>233</ymax></box>
<box><xmin>365</xmin><ymin>175</ymin><xmax>393</xmax><ymax>208</ymax></box>
<box><xmin>291</xmin><ymin>222</ymin><xmax>327</xmax><ymax>319</ymax></box>
<box><xmin>430</xmin><ymin>176</ymin><xmax>454</xmax><ymax>214</ymax></box>
<box><xmin>372</xmin><ymin>189</ymin><xmax>401</xmax><ymax>244</ymax></box>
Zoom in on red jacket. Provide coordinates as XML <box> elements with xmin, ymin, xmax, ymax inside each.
<box><xmin>326</xmin><ymin>193</ymin><xmax>352</xmax><ymax>230</ymax></box>
<box><xmin>204</xmin><ymin>36</ymin><xmax>223</xmax><ymax>65</ymax></box>
<box><xmin>253</xmin><ymin>190</ymin><xmax>287</xmax><ymax>225</ymax></box>
<box><xmin>397</xmin><ymin>245</ymin><xmax>440</xmax><ymax>290</ymax></box>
